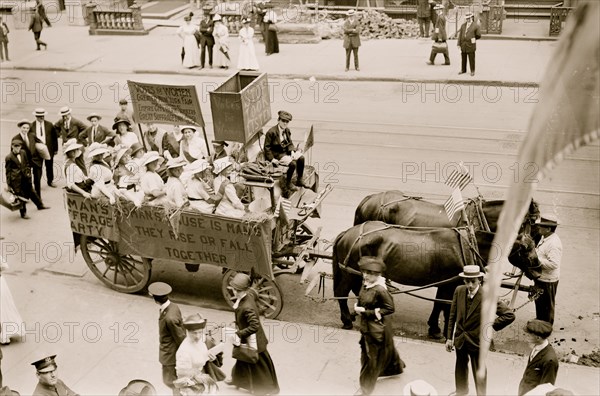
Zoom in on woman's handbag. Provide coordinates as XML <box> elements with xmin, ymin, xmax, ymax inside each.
<box><xmin>232</xmin><ymin>343</ymin><xmax>259</xmax><ymax>364</ymax></box>
<box><xmin>0</xmin><ymin>188</ymin><xmax>24</xmax><ymax>211</ymax></box>
<box><xmin>367</xmin><ymin>319</ymin><xmax>385</xmax><ymax>343</ymax></box>
<box><xmin>432</xmin><ymin>41</ymin><xmax>448</xmax><ymax>53</ymax></box>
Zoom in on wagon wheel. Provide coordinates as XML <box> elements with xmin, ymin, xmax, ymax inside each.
<box><xmin>221</xmin><ymin>269</ymin><xmax>284</xmax><ymax>319</ymax></box>
<box><xmin>80</xmin><ymin>235</ymin><xmax>152</xmax><ymax>294</ymax></box>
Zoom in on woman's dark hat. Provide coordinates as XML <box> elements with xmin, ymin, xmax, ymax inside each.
<box><xmin>358</xmin><ymin>256</ymin><xmax>386</xmax><ymax>273</ymax></box>
<box><xmin>130</xmin><ymin>142</ymin><xmax>144</xmax><ymax>156</ymax></box>
<box><xmin>230</xmin><ymin>273</ymin><xmax>252</xmax><ymax>291</ymax></box>
<box><xmin>112</xmin><ymin>117</ymin><xmax>131</xmax><ymax>130</ymax></box>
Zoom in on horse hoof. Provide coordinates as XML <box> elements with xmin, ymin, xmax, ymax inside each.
<box><xmin>342</xmin><ymin>323</ymin><xmax>353</xmax><ymax>330</ymax></box>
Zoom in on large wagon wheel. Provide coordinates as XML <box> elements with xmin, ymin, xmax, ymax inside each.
<box><xmin>80</xmin><ymin>235</ymin><xmax>152</xmax><ymax>293</ymax></box>
<box><xmin>221</xmin><ymin>269</ymin><xmax>284</xmax><ymax>319</ymax></box>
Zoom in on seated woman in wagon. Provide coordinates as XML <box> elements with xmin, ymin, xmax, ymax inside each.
<box><xmin>112</xmin><ymin>145</ymin><xmax>144</xmax><ymax>207</ymax></box>
<box><xmin>63</xmin><ymin>138</ymin><xmax>93</xmax><ymax>198</ymax></box>
<box><xmin>140</xmin><ymin>151</ymin><xmax>168</xmax><ymax>205</ymax></box>
<box><xmin>185</xmin><ymin>159</ymin><xmax>216</xmax><ymax>214</ymax></box>
<box><xmin>87</xmin><ymin>142</ymin><xmax>121</xmax><ymax>205</ymax></box>
<box><xmin>113</xmin><ymin>117</ymin><xmax>140</xmax><ymax>149</ymax></box>
<box><xmin>213</xmin><ymin>157</ymin><xmax>246</xmax><ymax>218</ymax></box>
<box><xmin>165</xmin><ymin>157</ymin><xmax>189</xmax><ymax>209</ymax></box>
<box><xmin>180</xmin><ymin>126</ymin><xmax>208</xmax><ymax>164</ymax></box>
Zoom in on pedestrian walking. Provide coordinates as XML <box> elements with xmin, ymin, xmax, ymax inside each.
<box><xmin>149</xmin><ymin>282</ymin><xmax>186</xmax><ymax>396</ymax></box>
<box><xmin>445</xmin><ymin>265</ymin><xmax>515</xmax><ymax>396</ymax></box>
<box><xmin>353</xmin><ymin>257</ymin><xmax>404</xmax><ymax>396</ymax></box>
<box><xmin>12</xmin><ymin>119</ymin><xmax>44</xmax><ymax>199</ymax></box>
<box><xmin>213</xmin><ymin>15</ymin><xmax>230</xmax><ymax>69</ymax></box>
<box><xmin>427</xmin><ymin>4</ymin><xmax>450</xmax><ymax>66</ymax></box>
<box><xmin>0</xmin><ymin>256</ymin><xmax>24</xmax><ymax>345</ymax></box>
<box><xmin>238</xmin><ymin>18</ymin><xmax>259</xmax><ymax>71</ymax></box>
<box><xmin>28</xmin><ymin>4</ymin><xmax>51</xmax><ymax>51</ymax></box>
<box><xmin>31</xmin><ymin>354</ymin><xmax>79</xmax><ymax>396</ymax></box>
<box><xmin>263</xmin><ymin>5</ymin><xmax>279</xmax><ymax>55</ymax></box>
<box><xmin>343</xmin><ymin>9</ymin><xmax>361</xmax><ymax>72</ymax></box>
<box><xmin>532</xmin><ymin>214</ymin><xmax>562</xmax><ymax>325</ymax></box>
<box><xmin>0</xmin><ymin>16</ymin><xmax>9</xmax><ymax>62</ymax></box>
<box><xmin>227</xmin><ymin>273</ymin><xmax>280</xmax><ymax>395</ymax></box>
<box><xmin>30</xmin><ymin>108</ymin><xmax>58</xmax><ymax>188</ymax></box>
<box><xmin>417</xmin><ymin>0</ymin><xmax>431</xmax><ymax>38</ymax></box>
<box><xmin>199</xmin><ymin>9</ymin><xmax>214</xmax><ymax>69</ymax></box>
<box><xmin>518</xmin><ymin>319</ymin><xmax>559</xmax><ymax>396</ymax></box>
<box><xmin>457</xmin><ymin>12</ymin><xmax>481</xmax><ymax>76</ymax></box>
<box><xmin>178</xmin><ymin>14</ymin><xmax>201</xmax><ymax>69</ymax></box>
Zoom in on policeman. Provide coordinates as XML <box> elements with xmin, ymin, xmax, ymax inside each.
<box><xmin>31</xmin><ymin>354</ymin><xmax>79</xmax><ymax>396</ymax></box>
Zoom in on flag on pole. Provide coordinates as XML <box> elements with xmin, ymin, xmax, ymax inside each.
<box><xmin>303</xmin><ymin>125</ymin><xmax>314</xmax><ymax>152</ymax></box>
<box><xmin>444</xmin><ymin>188</ymin><xmax>467</xmax><ymax>221</ymax></box>
<box><xmin>478</xmin><ymin>1</ymin><xmax>600</xmax><ymax>384</ymax></box>
<box><xmin>444</xmin><ymin>162</ymin><xmax>473</xmax><ymax>191</ymax></box>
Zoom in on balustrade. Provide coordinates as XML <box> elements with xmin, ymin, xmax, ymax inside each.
<box><xmin>87</xmin><ymin>1</ymin><xmax>147</xmax><ymax>35</ymax></box>
<box><xmin>549</xmin><ymin>4</ymin><xmax>573</xmax><ymax>37</ymax></box>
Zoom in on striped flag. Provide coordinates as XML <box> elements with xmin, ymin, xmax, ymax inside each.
<box><xmin>444</xmin><ymin>163</ymin><xmax>472</xmax><ymax>191</ymax></box>
<box><xmin>444</xmin><ymin>188</ymin><xmax>467</xmax><ymax>221</ymax></box>
<box><xmin>273</xmin><ymin>196</ymin><xmax>292</xmax><ymax>221</ymax></box>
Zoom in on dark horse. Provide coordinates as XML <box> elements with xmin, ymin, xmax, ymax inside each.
<box><xmin>332</xmin><ymin>221</ymin><xmax>540</xmax><ymax>335</ymax></box>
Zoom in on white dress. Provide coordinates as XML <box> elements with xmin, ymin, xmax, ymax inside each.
<box><xmin>166</xmin><ymin>176</ymin><xmax>189</xmax><ymax>209</ymax></box>
<box><xmin>213</xmin><ymin>22</ymin><xmax>230</xmax><ymax>67</ymax></box>
<box><xmin>0</xmin><ymin>258</ymin><xmax>24</xmax><ymax>344</ymax></box>
<box><xmin>89</xmin><ymin>161</ymin><xmax>121</xmax><ymax>203</ymax></box>
<box><xmin>186</xmin><ymin>178</ymin><xmax>215</xmax><ymax>214</ymax></box>
<box><xmin>178</xmin><ymin>23</ymin><xmax>201</xmax><ymax>68</ymax></box>
<box><xmin>119</xmin><ymin>131</ymin><xmax>140</xmax><ymax>148</ymax></box>
<box><xmin>64</xmin><ymin>161</ymin><xmax>86</xmax><ymax>190</ymax></box>
<box><xmin>214</xmin><ymin>175</ymin><xmax>245</xmax><ymax>218</ymax></box>
<box><xmin>238</xmin><ymin>26</ymin><xmax>259</xmax><ymax>70</ymax></box>
<box><xmin>180</xmin><ymin>135</ymin><xmax>208</xmax><ymax>163</ymax></box>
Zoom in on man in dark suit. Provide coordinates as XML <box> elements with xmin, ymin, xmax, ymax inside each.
<box><xmin>427</xmin><ymin>4</ymin><xmax>450</xmax><ymax>65</ymax></box>
<box><xmin>13</xmin><ymin>119</ymin><xmax>45</xmax><ymax>198</ymax></box>
<box><xmin>31</xmin><ymin>108</ymin><xmax>58</xmax><ymax>187</ymax></box>
<box><xmin>417</xmin><ymin>0</ymin><xmax>431</xmax><ymax>38</ymax></box>
<box><xmin>199</xmin><ymin>9</ymin><xmax>214</xmax><ymax>69</ymax></box>
<box><xmin>29</xmin><ymin>0</ymin><xmax>51</xmax><ymax>51</ymax></box>
<box><xmin>446</xmin><ymin>265</ymin><xmax>515</xmax><ymax>396</ymax></box>
<box><xmin>149</xmin><ymin>282</ymin><xmax>186</xmax><ymax>396</ymax></box>
<box><xmin>457</xmin><ymin>12</ymin><xmax>481</xmax><ymax>76</ymax></box>
<box><xmin>54</xmin><ymin>106</ymin><xmax>87</xmax><ymax>143</ymax></box>
<box><xmin>343</xmin><ymin>9</ymin><xmax>361</xmax><ymax>72</ymax></box>
<box><xmin>518</xmin><ymin>319</ymin><xmax>559</xmax><ymax>395</ymax></box>
<box><xmin>264</xmin><ymin>110</ymin><xmax>305</xmax><ymax>191</ymax></box>
<box><xmin>31</xmin><ymin>353</ymin><xmax>79</xmax><ymax>396</ymax></box>
<box><xmin>79</xmin><ymin>113</ymin><xmax>115</xmax><ymax>147</ymax></box>
<box><xmin>6</xmin><ymin>138</ymin><xmax>48</xmax><ymax>219</ymax></box>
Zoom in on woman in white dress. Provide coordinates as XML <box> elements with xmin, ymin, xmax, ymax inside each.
<box><xmin>63</xmin><ymin>138</ymin><xmax>93</xmax><ymax>198</ymax></box>
<box><xmin>238</xmin><ymin>18</ymin><xmax>259</xmax><ymax>71</ymax></box>
<box><xmin>140</xmin><ymin>151</ymin><xmax>168</xmax><ymax>205</ymax></box>
<box><xmin>213</xmin><ymin>14</ymin><xmax>230</xmax><ymax>69</ymax></box>
<box><xmin>0</xmin><ymin>255</ymin><xmax>24</xmax><ymax>345</ymax></box>
<box><xmin>113</xmin><ymin>145</ymin><xmax>144</xmax><ymax>207</ymax></box>
<box><xmin>165</xmin><ymin>157</ymin><xmax>189</xmax><ymax>209</ymax></box>
<box><xmin>180</xmin><ymin>126</ymin><xmax>208</xmax><ymax>163</ymax></box>
<box><xmin>113</xmin><ymin>118</ymin><xmax>140</xmax><ymax>148</ymax></box>
<box><xmin>178</xmin><ymin>14</ymin><xmax>201</xmax><ymax>69</ymax></box>
<box><xmin>213</xmin><ymin>157</ymin><xmax>246</xmax><ymax>218</ymax></box>
<box><xmin>87</xmin><ymin>142</ymin><xmax>120</xmax><ymax>205</ymax></box>
<box><xmin>185</xmin><ymin>159</ymin><xmax>215</xmax><ymax>214</ymax></box>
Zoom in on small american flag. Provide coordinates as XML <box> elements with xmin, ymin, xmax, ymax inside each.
<box><xmin>444</xmin><ymin>188</ymin><xmax>467</xmax><ymax>221</ymax></box>
<box><xmin>273</xmin><ymin>196</ymin><xmax>292</xmax><ymax>220</ymax></box>
<box><xmin>444</xmin><ymin>163</ymin><xmax>473</xmax><ymax>191</ymax></box>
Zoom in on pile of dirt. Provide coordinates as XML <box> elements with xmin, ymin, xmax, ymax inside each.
<box><xmin>577</xmin><ymin>350</ymin><xmax>600</xmax><ymax>367</ymax></box>
<box><xmin>320</xmin><ymin>10</ymin><xmax>420</xmax><ymax>40</ymax></box>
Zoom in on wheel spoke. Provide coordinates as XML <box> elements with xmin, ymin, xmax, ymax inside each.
<box><xmin>86</xmin><ymin>249</ymin><xmax>107</xmax><ymax>256</ymax></box>
<box><xmin>119</xmin><ymin>260</ymin><xmax>141</xmax><ymax>282</ymax></box>
<box><xmin>120</xmin><ymin>257</ymin><xmax>145</xmax><ymax>276</ymax></box>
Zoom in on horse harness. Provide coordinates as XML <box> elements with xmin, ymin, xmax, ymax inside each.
<box><xmin>377</xmin><ymin>192</ymin><xmax>423</xmax><ymax>223</ymax></box>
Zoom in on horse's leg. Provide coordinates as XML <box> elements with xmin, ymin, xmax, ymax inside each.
<box><xmin>437</xmin><ymin>284</ymin><xmax>457</xmax><ymax>339</ymax></box>
<box><xmin>427</xmin><ymin>288</ymin><xmax>446</xmax><ymax>339</ymax></box>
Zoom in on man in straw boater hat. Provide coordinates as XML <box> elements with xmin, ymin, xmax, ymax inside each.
<box><xmin>54</xmin><ymin>106</ymin><xmax>87</xmax><ymax>142</ymax></box>
<box><xmin>426</xmin><ymin>4</ymin><xmax>450</xmax><ymax>66</ymax></box>
<box><xmin>457</xmin><ymin>11</ymin><xmax>481</xmax><ymax>76</ymax></box>
<box><xmin>518</xmin><ymin>319</ymin><xmax>559</xmax><ymax>396</ymax></box>
<box><xmin>343</xmin><ymin>9</ymin><xmax>361</xmax><ymax>72</ymax></box>
<box><xmin>31</xmin><ymin>108</ymin><xmax>59</xmax><ymax>188</ymax></box>
<box><xmin>80</xmin><ymin>113</ymin><xmax>115</xmax><ymax>147</ymax></box>
<box><xmin>148</xmin><ymin>282</ymin><xmax>186</xmax><ymax>395</ymax></box>
<box><xmin>30</xmin><ymin>353</ymin><xmax>79</xmax><ymax>396</ymax></box>
<box><xmin>445</xmin><ymin>265</ymin><xmax>515</xmax><ymax>396</ymax></box>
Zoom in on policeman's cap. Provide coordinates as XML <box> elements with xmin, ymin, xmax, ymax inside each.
<box><xmin>148</xmin><ymin>282</ymin><xmax>172</xmax><ymax>297</ymax></box>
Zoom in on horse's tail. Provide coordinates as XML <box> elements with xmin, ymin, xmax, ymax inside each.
<box><xmin>353</xmin><ymin>194</ymin><xmax>373</xmax><ymax>226</ymax></box>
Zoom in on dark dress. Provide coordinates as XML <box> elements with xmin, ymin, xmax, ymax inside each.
<box><xmin>231</xmin><ymin>289</ymin><xmax>280</xmax><ymax>395</ymax></box>
<box><xmin>358</xmin><ymin>282</ymin><xmax>404</xmax><ymax>395</ymax></box>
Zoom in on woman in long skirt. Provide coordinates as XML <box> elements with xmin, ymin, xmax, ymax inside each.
<box><xmin>213</xmin><ymin>14</ymin><xmax>231</xmax><ymax>69</ymax></box>
<box><xmin>263</xmin><ymin>8</ymin><xmax>279</xmax><ymax>55</ymax></box>
<box><xmin>227</xmin><ymin>273</ymin><xmax>279</xmax><ymax>395</ymax></box>
<box><xmin>178</xmin><ymin>14</ymin><xmax>200</xmax><ymax>69</ymax></box>
<box><xmin>353</xmin><ymin>257</ymin><xmax>405</xmax><ymax>395</ymax></box>
<box><xmin>238</xmin><ymin>18</ymin><xmax>259</xmax><ymax>70</ymax></box>
<box><xmin>1</xmin><ymin>256</ymin><xmax>24</xmax><ymax>345</ymax></box>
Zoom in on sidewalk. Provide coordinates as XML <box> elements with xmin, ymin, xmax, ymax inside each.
<box><xmin>0</xmin><ymin>13</ymin><xmax>555</xmax><ymax>86</ymax></box>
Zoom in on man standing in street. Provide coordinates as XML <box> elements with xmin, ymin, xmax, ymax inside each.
<box><xmin>343</xmin><ymin>9</ymin><xmax>360</xmax><ymax>72</ymax></box>
<box><xmin>199</xmin><ymin>9</ymin><xmax>214</xmax><ymax>69</ymax></box>
<box><xmin>457</xmin><ymin>11</ymin><xmax>481</xmax><ymax>76</ymax></box>
<box><xmin>31</xmin><ymin>354</ymin><xmax>79</xmax><ymax>396</ymax></box>
<box><xmin>13</xmin><ymin>118</ymin><xmax>44</xmax><ymax>198</ymax></box>
<box><xmin>518</xmin><ymin>319</ymin><xmax>559</xmax><ymax>395</ymax></box>
<box><xmin>149</xmin><ymin>282</ymin><xmax>186</xmax><ymax>395</ymax></box>
<box><xmin>30</xmin><ymin>108</ymin><xmax>58</xmax><ymax>188</ymax></box>
<box><xmin>446</xmin><ymin>265</ymin><xmax>515</xmax><ymax>396</ymax></box>
<box><xmin>28</xmin><ymin>0</ymin><xmax>51</xmax><ymax>51</ymax></box>
<box><xmin>427</xmin><ymin>4</ymin><xmax>449</xmax><ymax>66</ymax></box>
<box><xmin>417</xmin><ymin>0</ymin><xmax>431</xmax><ymax>38</ymax></box>
<box><xmin>55</xmin><ymin>106</ymin><xmax>87</xmax><ymax>143</ymax></box>
<box><xmin>533</xmin><ymin>214</ymin><xmax>562</xmax><ymax>325</ymax></box>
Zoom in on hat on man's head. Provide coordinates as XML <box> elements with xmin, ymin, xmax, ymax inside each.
<box><xmin>87</xmin><ymin>112</ymin><xmax>102</xmax><ymax>122</ymax></box>
<box><xmin>184</xmin><ymin>15</ymin><xmax>192</xmax><ymax>21</ymax></box>
<box><xmin>465</xmin><ymin>11</ymin><xmax>474</xmax><ymax>18</ymax></box>
<box><xmin>459</xmin><ymin>265</ymin><xmax>484</xmax><ymax>278</ymax></box>
<box><xmin>119</xmin><ymin>98</ymin><xmax>128</xmax><ymax>105</ymax></box>
<box><xmin>31</xmin><ymin>354</ymin><xmax>57</xmax><ymax>373</ymax></box>
<box><xmin>213</xmin><ymin>14</ymin><xmax>222</xmax><ymax>21</ymax></box>
<box><xmin>183</xmin><ymin>313</ymin><xmax>207</xmax><ymax>330</ymax></box>
<box><xmin>346</xmin><ymin>9</ymin><xmax>355</xmax><ymax>16</ymax></box>
<box><xmin>63</xmin><ymin>138</ymin><xmax>83</xmax><ymax>154</ymax></box>
<box><xmin>358</xmin><ymin>256</ymin><xmax>386</xmax><ymax>273</ymax></box>
<box><xmin>59</xmin><ymin>106</ymin><xmax>72</xmax><ymax>116</ymax></box>
<box><xmin>212</xmin><ymin>140</ymin><xmax>228</xmax><ymax>147</ymax></box>
<box><xmin>17</xmin><ymin>119</ymin><xmax>30</xmax><ymax>128</ymax></box>
<box><xmin>536</xmin><ymin>213</ymin><xmax>559</xmax><ymax>227</ymax></box>
<box><xmin>33</xmin><ymin>108</ymin><xmax>47</xmax><ymax>117</ymax></box>
<box><xmin>525</xmin><ymin>319</ymin><xmax>553</xmax><ymax>338</ymax></box>
<box><xmin>278</xmin><ymin>110</ymin><xmax>292</xmax><ymax>122</ymax></box>
<box><xmin>230</xmin><ymin>273</ymin><xmax>252</xmax><ymax>291</ymax></box>
<box><xmin>403</xmin><ymin>379</ymin><xmax>438</xmax><ymax>396</ymax></box>
<box><xmin>148</xmin><ymin>282</ymin><xmax>172</xmax><ymax>297</ymax></box>
<box><xmin>118</xmin><ymin>379</ymin><xmax>156</xmax><ymax>396</ymax></box>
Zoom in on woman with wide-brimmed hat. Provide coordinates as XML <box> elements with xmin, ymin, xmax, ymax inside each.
<box><xmin>140</xmin><ymin>151</ymin><xmax>167</xmax><ymax>205</ymax></box>
<box><xmin>353</xmin><ymin>256</ymin><xmax>405</xmax><ymax>395</ymax></box>
<box><xmin>87</xmin><ymin>142</ymin><xmax>121</xmax><ymax>205</ymax></box>
<box><xmin>113</xmin><ymin>145</ymin><xmax>144</xmax><ymax>207</ymax></box>
<box><xmin>212</xmin><ymin>157</ymin><xmax>246</xmax><ymax>218</ymax></box>
<box><xmin>165</xmin><ymin>157</ymin><xmax>189</xmax><ymax>209</ymax></box>
<box><xmin>179</xmin><ymin>125</ymin><xmax>208</xmax><ymax>164</ymax></box>
<box><xmin>113</xmin><ymin>117</ymin><xmax>140</xmax><ymax>149</ymax></box>
<box><xmin>226</xmin><ymin>272</ymin><xmax>280</xmax><ymax>395</ymax></box>
<box><xmin>184</xmin><ymin>159</ymin><xmax>215</xmax><ymax>214</ymax></box>
<box><xmin>63</xmin><ymin>138</ymin><xmax>93</xmax><ymax>198</ymax></box>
